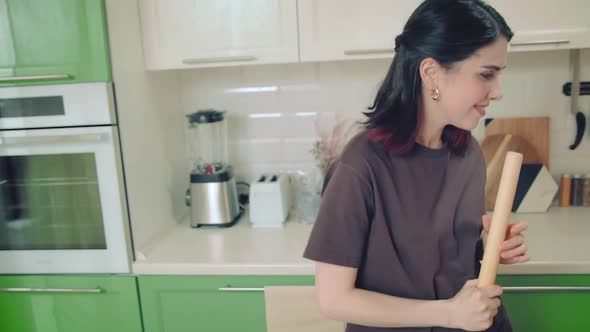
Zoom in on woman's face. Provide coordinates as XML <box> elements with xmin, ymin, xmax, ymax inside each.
<box><xmin>437</xmin><ymin>37</ymin><xmax>508</xmax><ymax>130</ymax></box>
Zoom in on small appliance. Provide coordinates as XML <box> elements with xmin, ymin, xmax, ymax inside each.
<box><xmin>185</xmin><ymin>109</ymin><xmax>241</xmax><ymax>227</ymax></box>
<box><xmin>249</xmin><ymin>173</ymin><xmax>291</xmax><ymax>227</ymax></box>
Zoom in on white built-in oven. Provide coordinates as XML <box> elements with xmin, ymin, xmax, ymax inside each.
<box><xmin>0</xmin><ymin>83</ymin><xmax>131</xmax><ymax>274</ymax></box>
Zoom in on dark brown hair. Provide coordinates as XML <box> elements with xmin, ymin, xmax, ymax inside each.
<box><xmin>364</xmin><ymin>0</ymin><xmax>513</xmax><ymax>156</ymax></box>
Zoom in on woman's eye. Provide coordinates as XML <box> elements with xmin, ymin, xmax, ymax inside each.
<box><xmin>481</xmin><ymin>72</ymin><xmax>494</xmax><ymax>80</ymax></box>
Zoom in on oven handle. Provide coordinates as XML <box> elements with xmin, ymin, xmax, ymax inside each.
<box><xmin>0</xmin><ymin>133</ymin><xmax>105</xmax><ymax>145</ymax></box>
<box><xmin>0</xmin><ymin>74</ymin><xmax>71</xmax><ymax>82</ymax></box>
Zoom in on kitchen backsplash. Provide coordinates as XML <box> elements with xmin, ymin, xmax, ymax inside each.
<box><xmin>176</xmin><ymin>50</ymin><xmax>590</xmax><ymax>186</ymax></box>
<box><xmin>115</xmin><ymin>49</ymin><xmax>590</xmax><ymax>229</ymax></box>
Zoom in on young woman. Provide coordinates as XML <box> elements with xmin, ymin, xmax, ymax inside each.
<box><xmin>303</xmin><ymin>1</ymin><xmax>529</xmax><ymax>331</ymax></box>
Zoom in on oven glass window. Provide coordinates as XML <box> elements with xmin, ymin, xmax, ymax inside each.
<box><xmin>0</xmin><ymin>96</ymin><xmax>65</xmax><ymax>118</ymax></box>
<box><xmin>0</xmin><ymin>153</ymin><xmax>106</xmax><ymax>250</ymax></box>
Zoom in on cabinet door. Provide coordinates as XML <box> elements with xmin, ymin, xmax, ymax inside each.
<box><xmin>498</xmin><ymin>275</ymin><xmax>590</xmax><ymax>331</ymax></box>
<box><xmin>138</xmin><ymin>275</ymin><xmax>314</xmax><ymax>332</ymax></box>
<box><xmin>297</xmin><ymin>0</ymin><xmax>423</xmax><ymax>62</ymax></box>
<box><xmin>0</xmin><ymin>0</ymin><xmax>111</xmax><ymax>87</ymax></box>
<box><xmin>0</xmin><ymin>275</ymin><xmax>142</xmax><ymax>332</ymax></box>
<box><xmin>489</xmin><ymin>0</ymin><xmax>590</xmax><ymax>51</ymax></box>
<box><xmin>139</xmin><ymin>0</ymin><xmax>299</xmax><ymax>70</ymax></box>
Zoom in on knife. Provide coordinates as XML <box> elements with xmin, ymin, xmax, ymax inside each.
<box><xmin>569</xmin><ymin>50</ymin><xmax>585</xmax><ymax>150</ymax></box>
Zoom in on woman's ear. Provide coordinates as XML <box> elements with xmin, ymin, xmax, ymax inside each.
<box><xmin>419</xmin><ymin>57</ymin><xmax>441</xmax><ymax>90</ymax></box>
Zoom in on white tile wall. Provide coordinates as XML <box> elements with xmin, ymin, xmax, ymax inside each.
<box><xmin>474</xmin><ymin>50</ymin><xmax>590</xmax><ymax>178</ymax></box>
<box><xmin>179</xmin><ymin>60</ymin><xmax>389</xmax><ymax>181</ymax></box>
<box><xmin>177</xmin><ymin>49</ymin><xmax>590</xmax><ymax>187</ymax></box>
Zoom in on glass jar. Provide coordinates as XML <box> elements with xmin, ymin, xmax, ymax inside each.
<box><xmin>295</xmin><ymin>168</ymin><xmax>323</xmax><ymax>224</ymax></box>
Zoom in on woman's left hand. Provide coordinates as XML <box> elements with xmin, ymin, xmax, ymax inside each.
<box><xmin>482</xmin><ymin>215</ymin><xmax>530</xmax><ymax>264</ymax></box>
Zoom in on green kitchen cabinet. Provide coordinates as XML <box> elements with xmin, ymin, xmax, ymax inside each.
<box><xmin>139</xmin><ymin>275</ymin><xmax>590</xmax><ymax>332</ymax></box>
<box><xmin>498</xmin><ymin>275</ymin><xmax>590</xmax><ymax>332</ymax></box>
<box><xmin>138</xmin><ymin>275</ymin><xmax>314</xmax><ymax>332</ymax></box>
<box><xmin>0</xmin><ymin>275</ymin><xmax>143</xmax><ymax>332</ymax></box>
<box><xmin>0</xmin><ymin>0</ymin><xmax>111</xmax><ymax>87</ymax></box>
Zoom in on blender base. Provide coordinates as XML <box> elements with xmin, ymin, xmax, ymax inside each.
<box><xmin>190</xmin><ymin>206</ymin><xmax>244</xmax><ymax>228</ymax></box>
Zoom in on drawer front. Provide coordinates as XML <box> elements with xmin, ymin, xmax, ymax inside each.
<box><xmin>138</xmin><ymin>275</ymin><xmax>314</xmax><ymax>332</ymax></box>
<box><xmin>0</xmin><ymin>275</ymin><xmax>142</xmax><ymax>332</ymax></box>
<box><xmin>498</xmin><ymin>275</ymin><xmax>590</xmax><ymax>331</ymax></box>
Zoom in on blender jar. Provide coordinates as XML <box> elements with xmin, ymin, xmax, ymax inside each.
<box><xmin>187</xmin><ymin>109</ymin><xmax>229</xmax><ymax>175</ymax></box>
<box><xmin>185</xmin><ymin>109</ymin><xmax>241</xmax><ymax>227</ymax></box>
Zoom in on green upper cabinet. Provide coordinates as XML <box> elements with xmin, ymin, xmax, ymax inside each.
<box><xmin>138</xmin><ymin>275</ymin><xmax>314</xmax><ymax>332</ymax></box>
<box><xmin>0</xmin><ymin>275</ymin><xmax>143</xmax><ymax>332</ymax></box>
<box><xmin>0</xmin><ymin>0</ymin><xmax>111</xmax><ymax>87</ymax></box>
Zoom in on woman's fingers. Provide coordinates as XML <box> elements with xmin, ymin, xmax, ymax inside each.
<box><xmin>501</xmin><ymin>242</ymin><xmax>527</xmax><ymax>259</ymax></box>
<box><xmin>501</xmin><ymin>254</ymin><xmax>530</xmax><ymax>264</ymax></box>
<box><xmin>507</xmin><ymin>221</ymin><xmax>528</xmax><ymax>235</ymax></box>
<box><xmin>501</xmin><ymin>235</ymin><xmax>524</xmax><ymax>251</ymax></box>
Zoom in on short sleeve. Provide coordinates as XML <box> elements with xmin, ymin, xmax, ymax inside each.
<box><xmin>303</xmin><ymin>161</ymin><xmax>374</xmax><ymax>268</ymax></box>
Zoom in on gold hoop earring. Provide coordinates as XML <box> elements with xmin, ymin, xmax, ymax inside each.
<box><xmin>431</xmin><ymin>88</ymin><xmax>439</xmax><ymax>101</ymax></box>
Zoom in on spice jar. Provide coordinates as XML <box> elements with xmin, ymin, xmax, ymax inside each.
<box><xmin>571</xmin><ymin>174</ymin><xmax>584</xmax><ymax>206</ymax></box>
<box><xmin>559</xmin><ymin>173</ymin><xmax>572</xmax><ymax>207</ymax></box>
<box><xmin>583</xmin><ymin>174</ymin><xmax>590</xmax><ymax>207</ymax></box>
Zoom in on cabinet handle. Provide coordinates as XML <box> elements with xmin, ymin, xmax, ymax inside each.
<box><xmin>344</xmin><ymin>48</ymin><xmax>394</xmax><ymax>56</ymax></box>
<box><xmin>0</xmin><ymin>74</ymin><xmax>71</xmax><ymax>82</ymax></box>
<box><xmin>0</xmin><ymin>287</ymin><xmax>102</xmax><ymax>294</ymax></box>
<box><xmin>503</xmin><ymin>286</ymin><xmax>590</xmax><ymax>292</ymax></box>
<box><xmin>182</xmin><ymin>56</ymin><xmax>257</xmax><ymax>65</ymax></box>
<box><xmin>218</xmin><ymin>287</ymin><xmax>264</xmax><ymax>292</ymax></box>
<box><xmin>0</xmin><ymin>134</ymin><xmax>104</xmax><ymax>145</ymax></box>
<box><xmin>510</xmin><ymin>40</ymin><xmax>570</xmax><ymax>47</ymax></box>
<box><xmin>218</xmin><ymin>286</ymin><xmax>590</xmax><ymax>293</ymax></box>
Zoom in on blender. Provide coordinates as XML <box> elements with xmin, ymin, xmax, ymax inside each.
<box><xmin>185</xmin><ymin>109</ymin><xmax>241</xmax><ymax>227</ymax></box>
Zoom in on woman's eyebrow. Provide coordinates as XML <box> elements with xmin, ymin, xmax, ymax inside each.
<box><xmin>481</xmin><ymin>65</ymin><xmax>507</xmax><ymax>71</ymax></box>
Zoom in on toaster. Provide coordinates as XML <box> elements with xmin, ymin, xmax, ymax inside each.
<box><xmin>249</xmin><ymin>173</ymin><xmax>291</xmax><ymax>227</ymax></box>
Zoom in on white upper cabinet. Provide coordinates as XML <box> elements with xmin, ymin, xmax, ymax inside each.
<box><xmin>139</xmin><ymin>1</ymin><xmax>590</xmax><ymax>70</ymax></box>
<box><xmin>139</xmin><ymin>0</ymin><xmax>298</xmax><ymax>69</ymax></box>
<box><xmin>489</xmin><ymin>0</ymin><xmax>590</xmax><ymax>51</ymax></box>
<box><xmin>297</xmin><ymin>0</ymin><xmax>423</xmax><ymax>62</ymax></box>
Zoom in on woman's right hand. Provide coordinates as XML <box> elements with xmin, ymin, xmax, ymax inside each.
<box><xmin>446</xmin><ymin>279</ymin><xmax>503</xmax><ymax>331</ymax></box>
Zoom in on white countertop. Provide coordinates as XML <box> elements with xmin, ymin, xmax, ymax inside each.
<box><xmin>133</xmin><ymin>207</ymin><xmax>590</xmax><ymax>275</ymax></box>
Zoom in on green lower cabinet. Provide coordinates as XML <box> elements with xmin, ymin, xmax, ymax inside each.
<box><xmin>498</xmin><ymin>275</ymin><xmax>590</xmax><ymax>332</ymax></box>
<box><xmin>5</xmin><ymin>274</ymin><xmax>585</xmax><ymax>332</ymax></box>
<box><xmin>138</xmin><ymin>275</ymin><xmax>314</xmax><ymax>332</ymax></box>
<box><xmin>0</xmin><ymin>275</ymin><xmax>143</xmax><ymax>332</ymax></box>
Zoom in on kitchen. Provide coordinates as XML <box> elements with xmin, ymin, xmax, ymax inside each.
<box><xmin>1</xmin><ymin>0</ymin><xmax>590</xmax><ymax>331</ymax></box>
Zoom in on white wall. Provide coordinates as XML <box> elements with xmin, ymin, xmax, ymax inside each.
<box><xmin>176</xmin><ymin>50</ymin><xmax>590</xmax><ymax>185</ymax></box>
<box><xmin>105</xmin><ymin>0</ymin><xmax>185</xmax><ymax>252</ymax></box>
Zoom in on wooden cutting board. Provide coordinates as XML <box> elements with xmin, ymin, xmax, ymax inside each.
<box><xmin>484</xmin><ymin>117</ymin><xmax>550</xmax><ymax>169</ymax></box>
<box><xmin>481</xmin><ymin>134</ymin><xmax>541</xmax><ymax>211</ymax></box>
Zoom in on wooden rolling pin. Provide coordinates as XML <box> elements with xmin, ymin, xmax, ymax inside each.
<box><xmin>478</xmin><ymin>151</ymin><xmax>523</xmax><ymax>288</ymax></box>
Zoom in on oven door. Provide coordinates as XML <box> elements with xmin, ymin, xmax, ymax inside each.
<box><xmin>0</xmin><ymin>126</ymin><xmax>130</xmax><ymax>273</ymax></box>
<box><xmin>0</xmin><ymin>83</ymin><xmax>115</xmax><ymax>130</ymax></box>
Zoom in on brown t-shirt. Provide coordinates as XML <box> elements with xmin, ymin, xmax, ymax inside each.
<box><xmin>303</xmin><ymin>131</ymin><xmax>511</xmax><ymax>332</ymax></box>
